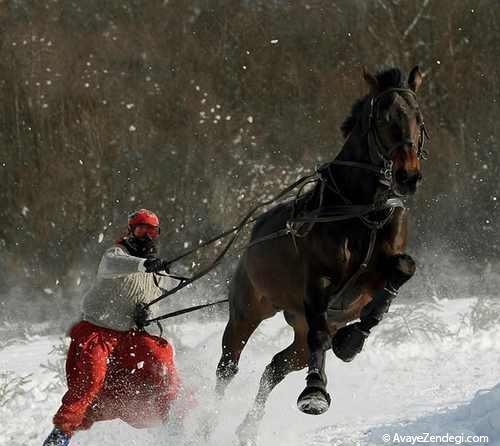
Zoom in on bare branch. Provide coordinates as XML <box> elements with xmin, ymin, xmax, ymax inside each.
<box><xmin>367</xmin><ymin>25</ymin><xmax>393</xmax><ymax>54</ymax></box>
<box><xmin>376</xmin><ymin>0</ymin><xmax>401</xmax><ymax>35</ymax></box>
<box><xmin>403</xmin><ymin>0</ymin><xmax>431</xmax><ymax>39</ymax></box>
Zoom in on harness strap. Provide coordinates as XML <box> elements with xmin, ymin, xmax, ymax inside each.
<box><xmin>331</xmin><ymin>160</ymin><xmax>385</xmax><ymax>176</ymax></box>
<box><xmin>289</xmin><ymin>199</ymin><xmax>402</xmax><ymax>224</ymax></box>
<box><xmin>327</xmin><ymin>227</ymin><xmax>378</xmax><ymax>315</ymax></box>
<box><xmin>146</xmin><ymin>299</ymin><xmax>229</xmax><ymax>324</ymax></box>
<box><xmin>243</xmin><ymin>228</ymin><xmax>291</xmax><ymax>251</ymax></box>
<box><xmin>242</xmin><ymin>198</ymin><xmax>404</xmax><ymax>251</ymax></box>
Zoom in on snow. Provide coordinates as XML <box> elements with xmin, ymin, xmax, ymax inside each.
<box><xmin>1</xmin><ymin>297</ymin><xmax>499</xmax><ymax>445</ymax></box>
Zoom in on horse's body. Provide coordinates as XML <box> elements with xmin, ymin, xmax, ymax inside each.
<box><xmin>215</xmin><ymin>66</ymin><xmax>427</xmax><ymax>444</ymax></box>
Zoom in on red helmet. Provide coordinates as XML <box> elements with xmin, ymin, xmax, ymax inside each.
<box><xmin>128</xmin><ymin>209</ymin><xmax>160</xmax><ymax>227</ymax></box>
<box><xmin>128</xmin><ymin>209</ymin><xmax>160</xmax><ymax>238</ymax></box>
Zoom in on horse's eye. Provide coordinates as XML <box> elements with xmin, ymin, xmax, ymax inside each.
<box><xmin>390</xmin><ymin>122</ymin><xmax>403</xmax><ymax>139</ymax></box>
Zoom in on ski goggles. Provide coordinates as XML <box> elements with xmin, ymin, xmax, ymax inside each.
<box><xmin>132</xmin><ymin>223</ymin><xmax>160</xmax><ymax>239</ymax></box>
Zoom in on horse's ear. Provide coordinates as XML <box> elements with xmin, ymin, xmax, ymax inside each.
<box><xmin>408</xmin><ymin>65</ymin><xmax>423</xmax><ymax>93</ymax></box>
<box><xmin>363</xmin><ymin>66</ymin><xmax>378</xmax><ymax>94</ymax></box>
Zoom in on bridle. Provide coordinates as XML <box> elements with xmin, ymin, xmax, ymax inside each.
<box><xmin>332</xmin><ymin>87</ymin><xmax>429</xmax><ymax>190</ymax></box>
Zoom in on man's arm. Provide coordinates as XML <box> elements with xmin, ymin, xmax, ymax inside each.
<box><xmin>97</xmin><ymin>246</ymin><xmax>147</xmax><ymax>279</ymax></box>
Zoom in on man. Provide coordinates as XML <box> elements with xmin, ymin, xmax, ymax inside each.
<box><xmin>43</xmin><ymin>209</ymin><xmax>180</xmax><ymax>446</ymax></box>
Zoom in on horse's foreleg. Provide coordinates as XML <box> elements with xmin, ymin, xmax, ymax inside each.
<box><xmin>361</xmin><ymin>254</ymin><xmax>416</xmax><ymax>329</ymax></box>
<box><xmin>237</xmin><ymin>328</ymin><xmax>308</xmax><ymax>445</ymax></box>
<box><xmin>332</xmin><ymin>254</ymin><xmax>416</xmax><ymax>362</ymax></box>
<box><xmin>297</xmin><ymin>278</ymin><xmax>332</xmax><ymax>415</ymax></box>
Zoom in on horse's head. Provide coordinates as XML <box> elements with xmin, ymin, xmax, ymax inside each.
<box><xmin>362</xmin><ymin>66</ymin><xmax>428</xmax><ymax>197</ymax></box>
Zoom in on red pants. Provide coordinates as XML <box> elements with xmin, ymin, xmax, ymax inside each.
<box><xmin>53</xmin><ymin>320</ymin><xmax>180</xmax><ymax>434</ymax></box>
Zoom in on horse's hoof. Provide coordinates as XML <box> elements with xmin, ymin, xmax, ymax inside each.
<box><xmin>297</xmin><ymin>386</ymin><xmax>331</xmax><ymax>415</ymax></box>
<box><xmin>214</xmin><ymin>382</ymin><xmax>226</xmax><ymax>399</ymax></box>
<box><xmin>236</xmin><ymin>427</ymin><xmax>258</xmax><ymax>446</ymax></box>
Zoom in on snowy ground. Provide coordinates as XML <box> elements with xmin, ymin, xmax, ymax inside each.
<box><xmin>1</xmin><ymin>297</ymin><xmax>499</xmax><ymax>446</ymax></box>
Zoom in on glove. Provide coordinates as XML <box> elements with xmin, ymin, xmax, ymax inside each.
<box><xmin>143</xmin><ymin>258</ymin><xmax>170</xmax><ymax>273</ymax></box>
<box><xmin>331</xmin><ymin>322</ymin><xmax>369</xmax><ymax>362</ymax></box>
<box><xmin>133</xmin><ymin>302</ymin><xmax>151</xmax><ymax>329</ymax></box>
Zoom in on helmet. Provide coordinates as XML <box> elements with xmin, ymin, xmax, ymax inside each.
<box><xmin>128</xmin><ymin>209</ymin><xmax>160</xmax><ymax>227</ymax></box>
<box><xmin>128</xmin><ymin>209</ymin><xmax>160</xmax><ymax>239</ymax></box>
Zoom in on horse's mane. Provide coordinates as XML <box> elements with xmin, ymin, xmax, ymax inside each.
<box><xmin>340</xmin><ymin>67</ymin><xmax>405</xmax><ymax>138</ymax></box>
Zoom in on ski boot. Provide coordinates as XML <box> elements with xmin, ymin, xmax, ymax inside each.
<box><xmin>43</xmin><ymin>427</ymin><xmax>71</xmax><ymax>446</ymax></box>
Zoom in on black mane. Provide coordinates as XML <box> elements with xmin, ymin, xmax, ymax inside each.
<box><xmin>340</xmin><ymin>67</ymin><xmax>406</xmax><ymax>138</ymax></box>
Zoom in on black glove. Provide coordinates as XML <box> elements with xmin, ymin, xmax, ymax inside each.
<box><xmin>133</xmin><ymin>302</ymin><xmax>151</xmax><ymax>329</ymax></box>
<box><xmin>143</xmin><ymin>258</ymin><xmax>170</xmax><ymax>273</ymax></box>
<box><xmin>331</xmin><ymin>322</ymin><xmax>369</xmax><ymax>362</ymax></box>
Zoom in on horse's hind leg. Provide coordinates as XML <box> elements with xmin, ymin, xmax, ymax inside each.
<box><xmin>215</xmin><ymin>316</ymin><xmax>261</xmax><ymax>397</ymax></box>
<box><xmin>215</xmin><ymin>263</ymin><xmax>266</xmax><ymax>397</ymax></box>
<box><xmin>237</xmin><ymin>314</ymin><xmax>308</xmax><ymax>445</ymax></box>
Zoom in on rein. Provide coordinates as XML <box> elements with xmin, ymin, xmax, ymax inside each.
<box><xmin>139</xmin><ymin>169</ymin><xmax>402</xmax><ymax>329</ymax></box>
<box><xmin>137</xmin><ymin>172</ymin><xmax>319</xmax><ymax>328</ymax></box>
<box><xmin>138</xmin><ymin>88</ymin><xmax>428</xmax><ymax>328</ymax></box>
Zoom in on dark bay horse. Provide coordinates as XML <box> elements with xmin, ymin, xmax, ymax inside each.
<box><xmin>215</xmin><ymin>66</ymin><xmax>427</xmax><ymax>444</ymax></box>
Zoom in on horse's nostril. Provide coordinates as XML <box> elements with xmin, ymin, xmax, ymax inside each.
<box><xmin>395</xmin><ymin>170</ymin><xmax>420</xmax><ymax>184</ymax></box>
<box><xmin>395</xmin><ymin>170</ymin><xmax>409</xmax><ymax>183</ymax></box>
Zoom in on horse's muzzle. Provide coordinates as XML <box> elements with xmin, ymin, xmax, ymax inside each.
<box><xmin>394</xmin><ymin>169</ymin><xmax>422</xmax><ymax>195</ymax></box>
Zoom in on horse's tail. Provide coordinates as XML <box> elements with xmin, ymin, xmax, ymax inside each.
<box><xmin>228</xmin><ymin>258</ymin><xmax>255</xmax><ymax>321</ymax></box>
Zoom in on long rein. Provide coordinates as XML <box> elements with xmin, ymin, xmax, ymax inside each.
<box><xmin>139</xmin><ymin>163</ymin><xmax>403</xmax><ymax>329</ymax></box>
<box><xmin>140</xmin><ymin>88</ymin><xmax>430</xmax><ymax>328</ymax></box>
<box><xmin>138</xmin><ymin>172</ymin><xmax>320</xmax><ymax>327</ymax></box>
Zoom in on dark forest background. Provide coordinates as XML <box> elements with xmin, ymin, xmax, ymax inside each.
<box><xmin>0</xmin><ymin>0</ymin><xmax>499</xmax><ymax>328</ymax></box>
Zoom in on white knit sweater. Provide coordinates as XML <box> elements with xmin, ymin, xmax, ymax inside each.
<box><xmin>82</xmin><ymin>245</ymin><xmax>168</xmax><ymax>331</ymax></box>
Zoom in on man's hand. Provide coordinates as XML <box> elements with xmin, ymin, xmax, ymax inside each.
<box><xmin>134</xmin><ymin>303</ymin><xmax>151</xmax><ymax>329</ymax></box>
<box><xmin>144</xmin><ymin>258</ymin><xmax>170</xmax><ymax>273</ymax></box>
<box><xmin>331</xmin><ymin>322</ymin><xmax>369</xmax><ymax>362</ymax></box>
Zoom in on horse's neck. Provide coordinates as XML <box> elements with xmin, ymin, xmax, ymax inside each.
<box><xmin>328</xmin><ymin>132</ymin><xmax>380</xmax><ymax>205</ymax></box>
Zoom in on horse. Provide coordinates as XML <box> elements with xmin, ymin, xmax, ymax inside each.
<box><xmin>215</xmin><ymin>66</ymin><xmax>428</xmax><ymax>444</ymax></box>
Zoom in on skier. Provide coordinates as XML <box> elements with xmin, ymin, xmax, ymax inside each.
<box><xmin>43</xmin><ymin>209</ymin><xmax>181</xmax><ymax>446</ymax></box>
